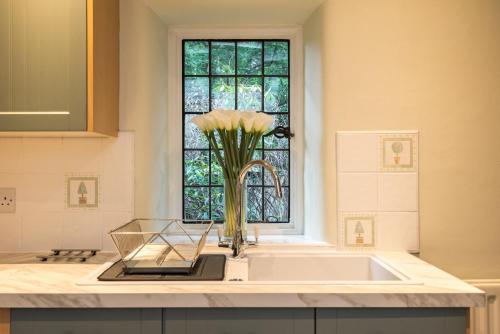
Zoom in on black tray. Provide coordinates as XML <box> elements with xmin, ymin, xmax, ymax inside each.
<box><xmin>98</xmin><ymin>254</ymin><xmax>226</xmax><ymax>281</ymax></box>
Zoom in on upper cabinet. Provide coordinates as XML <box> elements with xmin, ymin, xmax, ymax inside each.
<box><xmin>0</xmin><ymin>0</ymin><xmax>118</xmax><ymax>136</ymax></box>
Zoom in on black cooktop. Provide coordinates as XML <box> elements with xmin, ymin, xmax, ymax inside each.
<box><xmin>97</xmin><ymin>254</ymin><xmax>226</xmax><ymax>281</ymax></box>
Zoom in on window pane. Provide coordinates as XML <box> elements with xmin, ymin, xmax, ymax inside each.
<box><xmin>264</xmin><ymin>150</ymin><xmax>289</xmax><ymax>186</ymax></box>
<box><xmin>211</xmin><ymin>77</ymin><xmax>235</xmax><ymax>109</ymax></box>
<box><xmin>211</xmin><ymin>187</ymin><xmax>224</xmax><ymax>220</ymax></box>
<box><xmin>237</xmin><ymin>41</ymin><xmax>262</xmax><ymax>75</ymax></box>
<box><xmin>264</xmin><ymin>41</ymin><xmax>288</xmax><ymax>75</ymax></box>
<box><xmin>247</xmin><ymin>187</ymin><xmax>263</xmax><ymax>222</ymax></box>
<box><xmin>184</xmin><ymin>77</ymin><xmax>209</xmax><ymax>113</ymax></box>
<box><xmin>246</xmin><ymin>150</ymin><xmax>263</xmax><ymax>185</ymax></box>
<box><xmin>184</xmin><ymin>187</ymin><xmax>209</xmax><ymax>220</ymax></box>
<box><xmin>237</xmin><ymin>77</ymin><xmax>262</xmax><ymax>111</ymax></box>
<box><xmin>184</xmin><ymin>150</ymin><xmax>209</xmax><ymax>186</ymax></box>
<box><xmin>185</xmin><ymin>115</ymin><xmax>209</xmax><ymax>149</ymax></box>
<box><xmin>211</xmin><ymin>41</ymin><xmax>235</xmax><ymax>75</ymax></box>
<box><xmin>246</xmin><ymin>162</ymin><xmax>262</xmax><ymax>186</ymax></box>
<box><xmin>211</xmin><ymin>151</ymin><xmax>224</xmax><ymax>186</ymax></box>
<box><xmin>264</xmin><ymin>114</ymin><xmax>289</xmax><ymax>149</ymax></box>
<box><xmin>264</xmin><ymin>187</ymin><xmax>289</xmax><ymax>222</ymax></box>
<box><xmin>184</xmin><ymin>41</ymin><xmax>209</xmax><ymax>75</ymax></box>
<box><xmin>264</xmin><ymin>77</ymin><xmax>288</xmax><ymax>113</ymax></box>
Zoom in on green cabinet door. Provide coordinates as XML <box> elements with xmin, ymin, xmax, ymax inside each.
<box><xmin>11</xmin><ymin>308</ymin><xmax>162</xmax><ymax>334</ymax></box>
<box><xmin>0</xmin><ymin>0</ymin><xmax>87</xmax><ymax>131</ymax></box>
<box><xmin>163</xmin><ymin>308</ymin><xmax>315</xmax><ymax>334</ymax></box>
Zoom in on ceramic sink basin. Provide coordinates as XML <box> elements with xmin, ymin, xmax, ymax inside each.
<box><xmin>241</xmin><ymin>253</ymin><xmax>418</xmax><ymax>284</ymax></box>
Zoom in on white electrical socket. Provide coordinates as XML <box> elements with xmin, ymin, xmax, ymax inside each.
<box><xmin>0</xmin><ymin>188</ymin><xmax>16</xmax><ymax>213</ymax></box>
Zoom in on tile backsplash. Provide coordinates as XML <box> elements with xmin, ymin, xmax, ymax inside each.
<box><xmin>0</xmin><ymin>132</ymin><xmax>134</xmax><ymax>252</ymax></box>
<box><xmin>336</xmin><ymin>131</ymin><xmax>419</xmax><ymax>251</ymax></box>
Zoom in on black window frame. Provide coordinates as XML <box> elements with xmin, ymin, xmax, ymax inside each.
<box><xmin>182</xmin><ymin>39</ymin><xmax>291</xmax><ymax>224</ymax></box>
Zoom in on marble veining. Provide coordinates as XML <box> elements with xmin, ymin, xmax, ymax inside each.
<box><xmin>0</xmin><ymin>244</ymin><xmax>485</xmax><ymax>308</ymax></box>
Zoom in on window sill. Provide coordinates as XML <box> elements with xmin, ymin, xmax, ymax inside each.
<box><xmin>205</xmin><ymin>234</ymin><xmax>329</xmax><ymax>246</ymax></box>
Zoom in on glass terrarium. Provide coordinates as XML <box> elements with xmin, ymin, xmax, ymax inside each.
<box><xmin>109</xmin><ymin>219</ymin><xmax>214</xmax><ymax>274</ymax></box>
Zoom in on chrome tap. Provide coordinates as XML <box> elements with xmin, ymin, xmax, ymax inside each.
<box><xmin>233</xmin><ymin>160</ymin><xmax>283</xmax><ymax>257</ymax></box>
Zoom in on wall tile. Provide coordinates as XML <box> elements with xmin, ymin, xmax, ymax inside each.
<box><xmin>377</xmin><ymin>212</ymin><xmax>419</xmax><ymax>251</ymax></box>
<box><xmin>336</xmin><ymin>131</ymin><xmax>420</xmax><ymax>251</ymax></box>
<box><xmin>0</xmin><ymin>132</ymin><xmax>134</xmax><ymax>251</ymax></box>
<box><xmin>22</xmin><ymin>174</ymin><xmax>65</xmax><ymax>211</ymax></box>
<box><xmin>23</xmin><ymin>138</ymin><xmax>64</xmax><ymax>174</ymax></box>
<box><xmin>337</xmin><ymin>173</ymin><xmax>378</xmax><ymax>211</ymax></box>
<box><xmin>101</xmin><ymin>132</ymin><xmax>134</xmax><ymax>176</ymax></box>
<box><xmin>379</xmin><ymin>133</ymin><xmax>418</xmax><ymax>172</ymax></box>
<box><xmin>22</xmin><ymin>212</ymin><xmax>63</xmax><ymax>251</ymax></box>
<box><xmin>0</xmin><ymin>138</ymin><xmax>23</xmax><ymax>173</ymax></box>
<box><xmin>62</xmin><ymin>138</ymin><xmax>102</xmax><ymax>174</ymax></box>
<box><xmin>378</xmin><ymin>173</ymin><xmax>418</xmax><ymax>211</ymax></box>
<box><xmin>0</xmin><ymin>215</ymin><xmax>22</xmax><ymax>251</ymax></box>
<box><xmin>62</xmin><ymin>212</ymin><xmax>102</xmax><ymax>249</ymax></box>
<box><xmin>337</xmin><ymin>133</ymin><xmax>379</xmax><ymax>172</ymax></box>
<box><xmin>338</xmin><ymin>212</ymin><xmax>377</xmax><ymax>249</ymax></box>
<box><xmin>100</xmin><ymin>133</ymin><xmax>134</xmax><ymax>212</ymax></box>
<box><xmin>0</xmin><ymin>173</ymin><xmax>24</xmax><ymax>216</ymax></box>
<box><xmin>101</xmin><ymin>173</ymin><xmax>133</xmax><ymax>212</ymax></box>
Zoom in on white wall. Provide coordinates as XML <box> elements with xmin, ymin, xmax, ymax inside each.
<box><xmin>303</xmin><ymin>7</ymin><xmax>329</xmax><ymax>241</ymax></box>
<box><xmin>303</xmin><ymin>0</ymin><xmax>500</xmax><ymax>278</ymax></box>
<box><xmin>119</xmin><ymin>0</ymin><xmax>169</xmax><ymax>217</ymax></box>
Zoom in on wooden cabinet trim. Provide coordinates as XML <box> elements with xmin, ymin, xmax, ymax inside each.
<box><xmin>0</xmin><ymin>309</ymin><xmax>10</xmax><ymax>334</ymax></box>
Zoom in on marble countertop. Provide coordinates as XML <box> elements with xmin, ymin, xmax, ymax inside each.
<box><xmin>0</xmin><ymin>244</ymin><xmax>485</xmax><ymax>308</ymax></box>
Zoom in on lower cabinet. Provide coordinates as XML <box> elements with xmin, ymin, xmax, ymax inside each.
<box><xmin>11</xmin><ymin>307</ymin><xmax>467</xmax><ymax>334</ymax></box>
<box><xmin>316</xmin><ymin>308</ymin><xmax>467</xmax><ymax>334</ymax></box>
<box><xmin>11</xmin><ymin>309</ymin><xmax>162</xmax><ymax>334</ymax></box>
<box><xmin>163</xmin><ymin>308</ymin><xmax>314</xmax><ymax>334</ymax></box>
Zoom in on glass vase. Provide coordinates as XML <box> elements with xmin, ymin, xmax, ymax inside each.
<box><xmin>223</xmin><ymin>177</ymin><xmax>247</xmax><ymax>239</ymax></box>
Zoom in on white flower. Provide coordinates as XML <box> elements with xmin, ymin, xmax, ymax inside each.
<box><xmin>191</xmin><ymin>114</ymin><xmax>211</xmax><ymax>132</ymax></box>
<box><xmin>210</xmin><ymin>110</ymin><xmax>233</xmax><ymax>131</ymax></box>
<box><xmin>240</xmin><ymin>111</ymin><xmax>256</xmax><ymax>132</ymax></box>
<box><xmin>191</xmin><ymin>110</ymin><xmax>272</xmax><ymax>134</ymax></box>
<box><xmin>253</xmin><ymin>112</ymin><xmax>274</xmax><ymax>133</ymax></box>
<box><xmin>229</xmin><ymin>112</ymin><xmax>241</xmax><ymax>130</ymax></box>
<box><xmin>203</xmin><ymin>114</ymin><xmax>217</xmax><ymax>131</ymax></box>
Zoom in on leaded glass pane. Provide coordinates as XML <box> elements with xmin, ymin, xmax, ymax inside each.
<box><xmin>184</xmin><ymin>77</ymin><xmax>209</xmax><ymax>113</ymax></box>
<box><xmin>211</xmin><ymin>41</ymin><xmax>235</xmax><ymax>75</ymax></box>
<box><xmin>211</xmin><ymin>187</ymin><xmax>224</xmax><ymax>220</ymax></box>
<box><xmin>264</xmin><ymin>187</ymin><xmax>289</xmax><ymax>222</ymax></box>
<box><xmin>237</xmin><ymin>77</ymin><xmax>262</xmax><ymax>111</ymax></box>
<box><xmin>264</xmin><ymin>41</ymin><xmax>288</xmax><ymax>75</ymax></box>
<box><xmin>264</xmin><ymin>150</ymin><xmax>289</xmax><ymax>186</ymax></box>
<box><xmin>264</xmin><ymin>77</ymin><xmax>288</xmax><ymax>113</ymax></box>
<box><xmin>184</xmin><ymin>114</ymin><xmax>209</xmax><ymax>149</ymax></box>
<box><xmin>211</xmin><ymin>77</ymin><xmax>235</xmax><ymax>110</ymax></box>
<box><xmin>184</xmin><ymin>187</ymin><xmax>209</xmax><ymax>220</ymax></box>
<box><xmin>248</xmin><ymin>187</ymin><xmax>263</xmax><ymax>222</ymax></box>
<box><xmin>184</xmin><ymin>41</ymin><xmax>209</xmax><ymax>75</ymax></box>
<box><xmin>184</xmin><ymin>150</ymin><xmax>209</xmax><ymax>186</ymax></box>
<box><xmin>237</xmin><ymin>41</ymin><xmax>262</xmax><ymax>75</ymax></box>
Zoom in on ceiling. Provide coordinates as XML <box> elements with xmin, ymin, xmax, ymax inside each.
<box><xmin>141</xmin><ymin>0</ymin><xmax>325</xmax><ymax>25</ymax></box>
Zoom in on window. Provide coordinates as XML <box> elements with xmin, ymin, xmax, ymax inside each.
<box><xmin>182</xmin><ymin>39</ymin><xmax>292</xmax><ymax>224</ymax></box>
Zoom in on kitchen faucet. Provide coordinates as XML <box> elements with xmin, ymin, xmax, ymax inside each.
<box><xmin>233</xmin><ymin>160</ymin><xmax>283</xmax><ymax>257</ymax></box>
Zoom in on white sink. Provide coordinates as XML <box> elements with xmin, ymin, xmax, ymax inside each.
<box><xmin>238</xmin><ymin>252</ymin><xmax>419</xmax><ymax>285</ymax></box>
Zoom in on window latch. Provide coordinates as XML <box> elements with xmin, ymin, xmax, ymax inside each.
<box><xmin>264</xmin><ymin>126</ymin><xmax>295</xmax><ymax>139</ymax></box>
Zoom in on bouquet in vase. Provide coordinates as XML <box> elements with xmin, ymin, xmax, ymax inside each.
<box><xmin>191</xmin><ymin>110</ymin><xmax>273</xmax><ymax>238</ymax></box>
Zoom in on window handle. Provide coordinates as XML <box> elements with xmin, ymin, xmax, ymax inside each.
<box><xmin>264</xmin><ymin>126</ymin><xmax>295</xmax><ymax>139</ymax></box>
